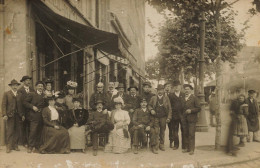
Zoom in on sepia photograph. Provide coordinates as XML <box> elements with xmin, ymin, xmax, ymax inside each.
<box><xmin>0</xmin><ymin>0</ymin><xmax>260</xmax><ymax>167</ymax></box>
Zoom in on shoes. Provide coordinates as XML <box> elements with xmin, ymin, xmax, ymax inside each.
<box><xmin>27</xmin><ymin>148</ymin><xmax>32</xmax><ymax>153</ymax></box>
<box><xmin>159</xmin><ymin>144</ymin><xmax>165</xmax><ymax>151</ymax></box>
<box><xmin>169</xmin><ymin>142</ymin><xmax>173</xmax><ymax>148</ymax></box>
<box><xmin>253</xmin><ymin>139</ymin><xmax>260</xmax><ymax>142</ymax></box>
<box><xmin>182</xmin><ymin>149</ymin><xmax>189</xmax><ymax>153</ymax></box>
<box><xmin>40</xmin><ymin>150</ymin><xmax>46</xmax><ymax>154</ymax></box>
<box><xmin>133</xmin><ymin>146</ymin><xmax>138</xmax><ymax>154</ymax></box>
<box><xmin>93</xmin><ymin>149</ymin><xmax>97</xmax><ymax>156</ymax></box>
<box><xmin>172</xmin><ymin>146</ymin><xmax>179</xmax><ymax>150</ymax></box>
<box><xmin>6</xmin><ymin>147</ymin><xmax>11</xmax><ymax>153</ymax></box>
<box><xmin>237</xmin><ymin>143</ymin><xmax>245</xmax><ymax>147</ymax></box>
<box><xmin>82</xmin><ymin>149</ymin><xmax>86</xmax><ymax>153</ymax></box>
<box><xmin>189</xmin><ymin>151</ymin><xmax>194</xmax><ymax>155</ymax></box>
<box><xmin>151</xmin><ymin>146</ymin><xmax>158</xmax><ymax>154</ymax></box>
<box><xmin>14</xmin><ymin>146</ymin><xmax>20</xmax><ymax>151</ymax></box>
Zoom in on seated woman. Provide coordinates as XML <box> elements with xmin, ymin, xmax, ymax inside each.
<box><xmin>55</xmin><ymin>92</ymin><xmax>69</xmax><ymax>129</ymax></box>
<box><xmin>67</xmin><ymin>97</ymin><xmax>89</xmax><ymax>152</ymax></box>
<box><xmin>105</xmin><ymin>97</ymin><xmax>131</xmax><ymax>154</ymax></box>
<box><xmin>39</xmin><ymin>96</ymin><xmax>70</xmax><ymax>154</ymax></box>
<box><xmin>88</xmin><ymin>99</ymin><xmax>114</xmax><ymax>156</ymax></box>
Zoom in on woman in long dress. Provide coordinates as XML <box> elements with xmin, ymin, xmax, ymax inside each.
<box><xmin>67</xmin><ymin>98</ymin><xmax>89</xmax><ymax>152</ymax></box>
<box><xmin>39</xmin><ymin>96</ymin><xmax>70</xmax><ymax>154</ymax></box>
<box><xmin>105</xmin><ymin>97</ymin><xmax>131</xmax><ymax>154</ymax></box>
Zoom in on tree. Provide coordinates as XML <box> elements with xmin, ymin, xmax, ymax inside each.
<box><xmin>147</xmin><ymin>0</ymin><xmax>247</xmax><ymax>149</ymax></box>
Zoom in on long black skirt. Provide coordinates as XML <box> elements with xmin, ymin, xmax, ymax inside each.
<box><xmin>40</xmin><ymin>126</ymin><xmax>70</xmax><ymax>154</ymax></box>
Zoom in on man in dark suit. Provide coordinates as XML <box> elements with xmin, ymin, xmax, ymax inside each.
<box><xmin>17</xmin><ymin>75</ymin><xmax>34</xmax><ymax>147</ymax></box>
<box><xmin>23</xmin><ymin>81</ymin><xmax>46</xmax><ymax>153</ymax></box>
<box><xmin>89</xmin><ymin>82</ymin><xmax>110</xmax><ymax>111</ymax></box>
<box><xmin>182</xmin><ymin>84</ymin><xmax>201</xmax><ymax>155</ymax></box>
<box><xmin>2</xmin><ymin>79</ymin><xmax>24</xmax><ymax>153</ymax></box>
<box><xmin>141</xmin><ymin>81</ymin><xmax>155</xmax><ymax>103</ymax></box>
<box><xmin>246</xmin><ymin>90</ymin><xmax>260</xmax><ymax>142</ymax></box>
<box><xmin>168</xmin><ymin>80</ymin><xmax>185</xmax><ymax>150</ymax></box>
<box><xmin>148</xmin><ymin>84</ymin><xmax>172</xmax><ymax>151</ymax></box>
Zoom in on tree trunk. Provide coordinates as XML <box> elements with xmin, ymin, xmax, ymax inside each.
<box><xmin>215</xmin><ymin>0</ymin><xmax>223</xmax><ymax>149</ymax></box>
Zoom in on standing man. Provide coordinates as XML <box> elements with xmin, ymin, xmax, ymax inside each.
<box><xmin>106</xmin><ymin>82</ymin><xmax>117</xmax><ymax>110</ymax></box>
<box><xmin>17</xmin><ymin>75</ymin><xmax>34</xmax><ymax>147</ymax></box>
<box><xmin>2</xmin><ymin>80</ymin><xmax>24</xmax><ymax>153</ymax></box>
<box><xmin>23</xmin><ymin>81</ymin><xmax>46</xmax><ymax>153</ymax></box>
<box><xmin>182</xmin><ymin>84</ymin><xmax>201</xmax><ymax>155</ymax></box>
<box><xmin>168</xmin><ymin>80</ymin><xmax>185</xmax><ymax>150</ymax></box>
<box><xmin>141</xmin><ymin>81</ymin><xmax>155</xmax><ymax>103</ymax></box>
<box><xmin>148</xmin><ymin>84</ymin><xmax>172</xmax><ymax>151</ymax></box>
<box><xmin>89</xmin><ymin>82</ymin><xmax>110</xmax><ymax>111</ymax></box>
<box><xmin>246</xmin><ymin>90</ymin><xmax>260</xmax><ymax>142</ymax></box>
<box><xmin>164</xmin><ymin>81</ymin><xmax>172</xmax><ymax>96</ymax></box>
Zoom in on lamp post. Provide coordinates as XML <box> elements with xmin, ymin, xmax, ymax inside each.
<box><xmin>196</xmin><ymin>11</ymin><xmax>208</xmax><ymax>132</ymax></box>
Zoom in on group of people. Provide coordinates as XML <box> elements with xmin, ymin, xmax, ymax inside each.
<box><xmin>227</xmin><ymin>90</ymin><xmax>260</xmax><ymax>156</ymax></box>
<box><xmin>2</xmin><ymin>76</ymin><xmax>202</xmax><ymax>156</ymax></box>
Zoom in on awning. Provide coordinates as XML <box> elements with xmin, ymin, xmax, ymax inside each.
<box><xmin>31</xmin><ymin>0</ymin><xmax>120</xmax><ymax>56</ymax></box>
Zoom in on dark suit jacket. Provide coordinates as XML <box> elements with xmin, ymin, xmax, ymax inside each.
<box><xmin>168</xmin><ymin>92</ymin><xmax>185</xmax><ymax>120</ymax></box>
<box><xmin>89</xmin><ymin>92</ymin><xmax>110</xmax><ymax>111</ymax></box>
<box><xmin>17</xmin><ymin>86</ymin><xmax>35</xmax><ymax>117</ymax></box>
<box><xmin>1</xmin><ymin>90</ymin><xmax>21</xmax><ymax>117</ymax></box>
<box><xmin>183</xmin><ymin>94</ymin><xmax>201</xmax><ymax>122</ymax></box>
<box><xmin>23</xmin><ymin>91</ymin><xmax>46</xmax><ymax>121</ymax></box>
<box><xmin>133</xmin><ymin>108</ymin><xmax>152</xmax><ymax>127</ymax></box>
<box><xmin>148</xmin><ymin>95</ymin><xmax>172</xmax><ymax>120</ymax></box>
<box><xmin>67</xmin><ymin>108</ymin><xmax>89</xmax><ymax>128</ymax></box>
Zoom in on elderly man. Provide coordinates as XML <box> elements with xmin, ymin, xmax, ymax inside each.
<box><xmin>182</xmin><ymin>84</ymin><xmax>201</xmax><ymax>155</ymax></box>
<box><xmin>148</xmin><ymin>84</ymin><xmax>172</xmax><ymax>151</ymax></box>
<box><xmin>2</xmin><ymin>79</ymin><xmax>24</xmax><ymax>153</ymax></box>
<box><xmin>18</xmin><ymin>76</ymin><xmax>34</xmax><ymax>147</ymax></box>
<box><xmin>246</xmin><ymin>90</ymin><xmax>260</xmax><ymax>142</ymax></box>
<box><xmin>89</xmin><ymin>82</ymin><xmax>110</xmax><ymax>111</ymax></box>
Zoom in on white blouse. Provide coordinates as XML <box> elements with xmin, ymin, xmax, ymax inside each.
<box><xmin>49</xmin><ymin>106</ymin><xmax>59</xmax><ymax>121</ymax></box>
<box><xmin>114</xmin><ymin>109</ymin><xmax>130</xmax><ymax>125</ymax></box>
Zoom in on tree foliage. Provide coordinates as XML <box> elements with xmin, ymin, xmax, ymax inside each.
<box><xmin>146</xmin><ymin>0</ymin><xmax>246</xmax><ymax>82</ymax></box>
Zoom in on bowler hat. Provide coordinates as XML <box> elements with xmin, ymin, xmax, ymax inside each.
<box><xmin>156</xmin><ymin>84</ymin><xmax>164</xmax><ymax>90</ymax></box>
<box><xmin>127</xmin><ymin>85</ymin><xmax>139</xmax><ymax>91</ymax></box>
<box><xmin>248</xmin><ymin>90</ymin><xmax>256</xmax><ymax>94</ymax></box>
<box><xmin>8</xmin><ymin>79</ymin><xmax>20</xmax><ymax>86</ymax></box>
<box><xmin>143</xmin><ymin>81</ymin><xmax>152</xmax><ymax>87</ymax></box>
<box><xmin>183</xmin><ymin>84</ymin><xmax>193</xmax><ymax>90</ymax></box>
<box><xmin>116</xmin><ymin>83</ymin><xmax>125</xmax><ymax>89</ymax></box>
<box><xmin>20</xmin><ymin>76</ymin><xmax>32</xmax><ymax>82</ymax></box>
<box><xmin>172</xmin><ymin>80</ymin><xmax>181</xmax><ymax>86</ymax></box>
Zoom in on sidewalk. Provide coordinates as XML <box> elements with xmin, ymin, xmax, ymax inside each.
<box><xmin>1</xmin><ymin>126</ymin><xmax>260</xmax><ymax>168</ymax></box>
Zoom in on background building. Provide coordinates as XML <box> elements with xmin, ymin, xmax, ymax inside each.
<box><xmin>0</xmin><ymin>0</ymin><xmax>145</xmax><ymax>145</ymax></box>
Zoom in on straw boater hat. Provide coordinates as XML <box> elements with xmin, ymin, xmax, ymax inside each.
<box><xmin>20</xmin><ymin>76</ymin><xmax>32</xmax><ymax>82</ymax></box>
<box><xmin>183</xmin><ymin>84</ymin><xmax>193</xmax><ymax>90</ymax></box>
<box><xmin>8</xmin><ymin>79</ymin><xmax>20</xmax><ymax>86</ymax></box>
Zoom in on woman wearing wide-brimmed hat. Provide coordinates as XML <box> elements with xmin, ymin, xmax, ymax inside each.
<box><xmin>105</xmin><ymin>97</ymin><xmax>131</xmax><ymax>154</ymax></box>
<box><xmin>39</xmin><ymin>96</ymin><xmax>70</xmax><ymax>154</ymax></box>
<box><xmin>64</xmin><ymin>81</ymin><xmax>78</xmax><ymax>110</ymax></box>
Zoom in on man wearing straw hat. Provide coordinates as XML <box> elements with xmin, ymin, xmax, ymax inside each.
<box><xmin>2</xmin><ymin>79</ymin><xmax>23</xmax><ymax>153</ymax></box>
